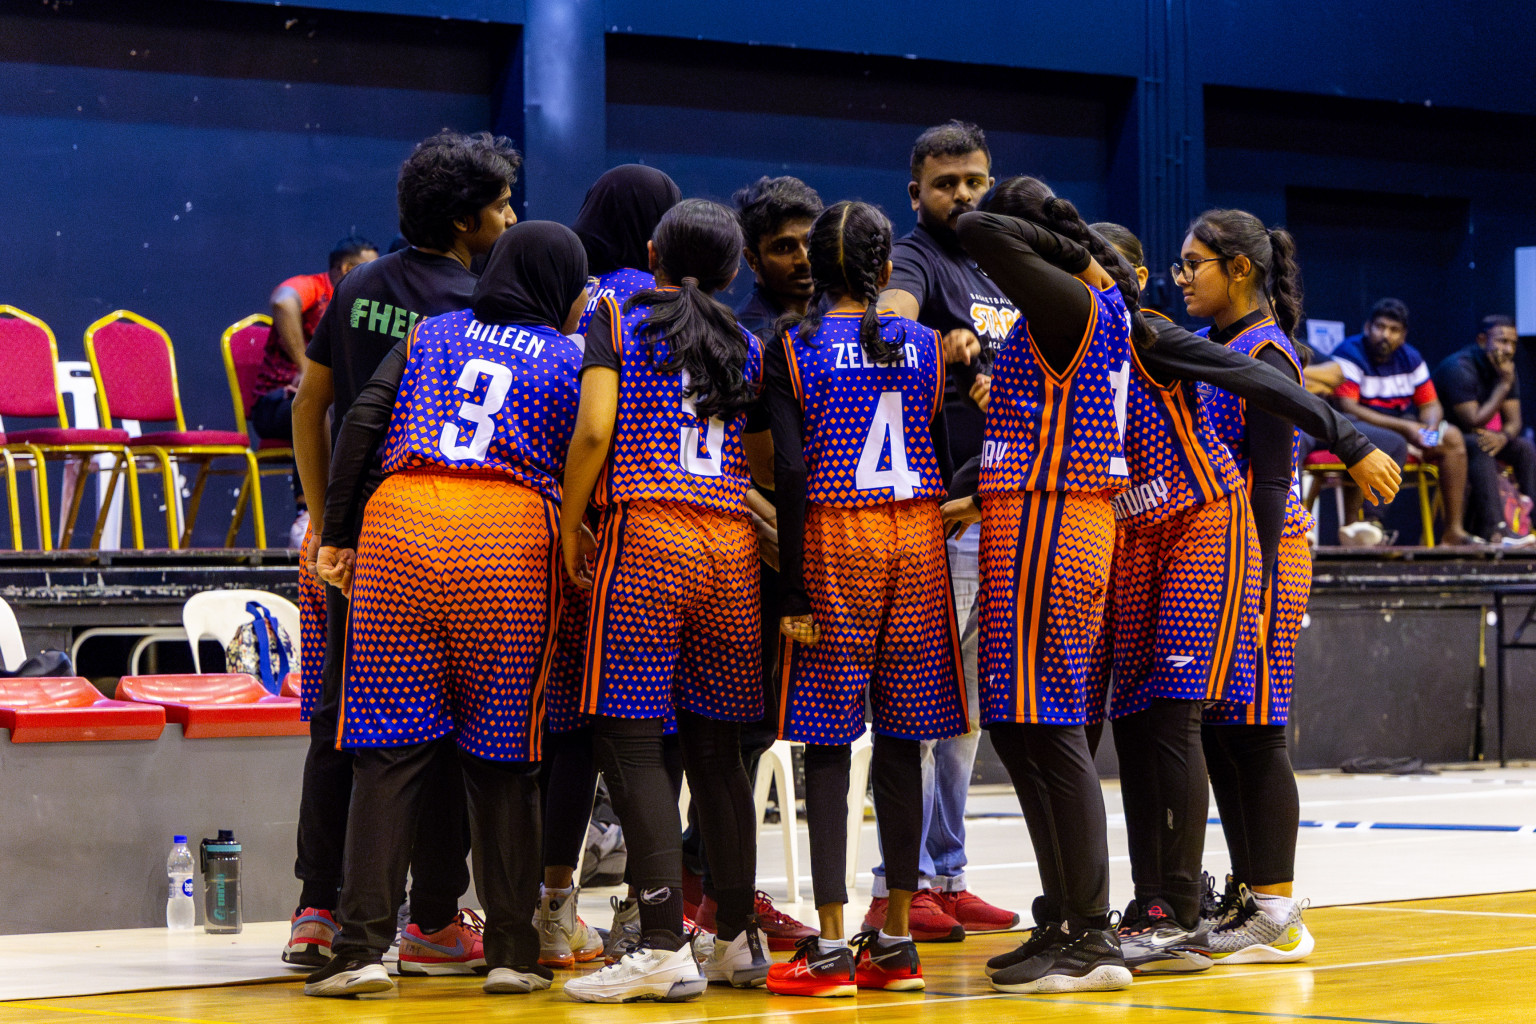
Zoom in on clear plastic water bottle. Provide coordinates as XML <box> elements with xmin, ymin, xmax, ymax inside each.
<box><xmin>166</xmin><ymin>835</ymin><xmax>196</xmax><ymax>930</ymax></box>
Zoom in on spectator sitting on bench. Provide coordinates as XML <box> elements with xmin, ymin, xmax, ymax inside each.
<box><xmin>1433</xmin><ymin>315</ymin><xmax>1536</xmax><ymax>548</ymax></box>
<box><xmin>1304</xmin><ymin>298</ymin><xmax>1473</xmax><ymax>546</ymax></box>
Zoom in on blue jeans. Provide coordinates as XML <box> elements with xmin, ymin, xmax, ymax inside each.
<box><xmin>872</xmin><ymin>531</ymin><xmax>981</xmax><ymax>896</ymax></box>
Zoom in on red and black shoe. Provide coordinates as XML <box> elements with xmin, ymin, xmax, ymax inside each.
<box><xmin>765</xmin><ymin>935</ymin><xmax>856</xmax><ymax>998</ymax></box>
<box><xmin>852</xmin><ymin>930</ymin><xmax>925</xmax><ymax>991</ymax></box>
<box><xmin>754</xmin><ymin>890</ymin><xmax>818</xmax><ymax>952</ymax></box>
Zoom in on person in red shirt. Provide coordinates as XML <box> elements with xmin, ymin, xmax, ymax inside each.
<box><xmin>255</xmin><ymin>236</ymin><xmax>378</xmax><ymax>544</ymax></box>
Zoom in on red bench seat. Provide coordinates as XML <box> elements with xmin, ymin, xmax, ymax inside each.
<box><xmin>0</xmin><ymin>677</ymin><xmax>166</xmax><ymax>743</ymax></box>
<box><xmin>115</xmin><ymin>673</ymin><xmax>307</xmax><ymax>738</ymax></box>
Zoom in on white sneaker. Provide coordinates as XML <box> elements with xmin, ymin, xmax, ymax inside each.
<box><xmin>535</xmin><ymin>886</ymin><xmax>605</xmax><ymax>968</ymax></box>
<box><xmin>701</xmin><ymin>926</ymin><xmax>769</xmax><ymax>988</ymax></box>
<box><xmin>484</xmin><ymin>966</ymin><xmax>553</xmax><ymax>994</ymax></box>
<box><xmin>1499</xmin><ymin>532</ymin><xmax>1536</xmax><ymax>549</ymax></box>
<box><xmin>562</xmin><ymin>942</ymin><xmax>706</xmax><ymax>1003</ymax></box>
<box><xmin>1338</xmin><ymin>520</ymin><xmax>1385</xmax><ymax>547</ymax></box>
<box><xmin>289</xmin><ymin>508</ymin><xmax>311</xmax><ymax>549</ymax></box>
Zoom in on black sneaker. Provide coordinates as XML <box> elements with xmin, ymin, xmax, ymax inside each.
<box><xmin>1195</xmin><ymin>873</ymin><xmax>1240</xmax><ymax>941</ymax></box>
<box><xmin>990</xmin><ymin>925</ymin><xmax>1132</xmax><ymax>994</ymax></box>
<box><xmin>1117</xmin><ymin>898</ymin><xmax>1212</xmax><ymax>974</ymax></box>
<box><xmin>985</xmin><ymin>895</ymin><xmax>1064</xmax><ymax>978</ymax></box>
<box><xmin>304</xmin><ymin>955</ymin><xmax>394</xmax><ymax>997</ymax></box>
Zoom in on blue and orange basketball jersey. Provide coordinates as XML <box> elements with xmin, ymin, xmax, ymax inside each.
<box><xmin>380</xmin><ymin>311</ymin><xmax>581</xmax><ymax>504</ymax></box>
<box><xmin>594</xmin><ymin>294</ymin><xmax>763</xmax><ymax>514</ymax></box>
<box><xmin>1112</xmin><ymin>330</ymin><xmax>1244</xmax><ymax>528</ymax></box>
<box><xmin>979</xmin><ymin>281</ymin><xmax>1133</xmax><ymax>496</ymax></box>
<box><xmin>576</xmin><ymin>267</ymin><xmax>653</xmax><ymax>335</ymax></box>
<box><xmin>781</xmin><ymin>311</ymin><xmax>947</xmax><ymax>506</ymax></box>
<box><xmin>1198</xmin><ymin>318</ymin><xmax>1313</xmax><ymax>538</ymax></box>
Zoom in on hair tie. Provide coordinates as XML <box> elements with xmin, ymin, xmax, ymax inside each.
<box><xmin>681</xmin><ymin>276</ymin><xmax>700</xmax><ymax>288</ymax></box>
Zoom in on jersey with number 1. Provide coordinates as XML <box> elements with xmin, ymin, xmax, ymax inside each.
<box><xmin>594</xmin><ymin>294</ymin><xmax>763</xmax><ymax>514</ymax></box>
<box><xmin>782</xmin><ymin>311</ymin><xmax>947</xmax><ymax>506</ymax></box>
<box><xmin>380</xmin><ymin>309</ymin><xmax>581</xmax><ymax>505</ymax></box>
<box><xmin>978</xmin><ymin>280</ymin><xmax>1132</xmax><ymax>495</ymax></box>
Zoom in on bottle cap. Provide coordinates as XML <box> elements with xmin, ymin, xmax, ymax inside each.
<box><xmin>217</xmin><ymin>829</ymin><xmax>236</xmax><ymax>841</ymax></box>
<box><xmin>173</xmin><ymin>835</ymin><xmax>187</xmax><ymax>844</ymax></box>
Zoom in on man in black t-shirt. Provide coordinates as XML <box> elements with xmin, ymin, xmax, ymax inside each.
<box><xmin>1433</xmin><ymin>314</ymin><xmax>1536</xmax><ymax>544</ymax></box>
<box><xmin>863</xmin><ymin>121</ymin><xmax>1021</xmax><ymax>939</ymax></box>
<box><xmin>290</xmin><ymin>131</ymin><xmax>521</xmax><ymax>994</ymax></box>
<box><xmin>733</xmin><ymin>175</ymin><xmax>824</xmax><ymax>339</ymax></box>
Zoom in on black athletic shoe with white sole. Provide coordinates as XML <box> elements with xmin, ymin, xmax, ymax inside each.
<box><xmin>304</xmin><ymin>956</ymin><xmax>394</xmax><ymax>997</ymax></box>
<box><xmin>1117</xmin><ymin>898</ymin><xmax>1212</xmax><ymax>974</ymax></box>
<box><xmin>989</xmin><ymin>925</ymin><xmax>1132</xmax><ymax>994</ymax></box>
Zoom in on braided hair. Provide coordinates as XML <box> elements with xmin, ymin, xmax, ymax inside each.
<box><xmin>626</xmin><ymin>198</ymin><xmax>755</xmax><ymax>420</ymax></box>
<box><xmin>1188</xmin><ymin>208</ymin><xmax>1309</xmax><ymax>363</ymax></box>
<box><xmin>777</xmin><ymin>200</ymin><xmax>904</xmax><ymax>364</ymax></box>
<box><xmin>980</xmin><ymin>175</ymin><xmax>1153</xmax><ymax>348</ymax></box>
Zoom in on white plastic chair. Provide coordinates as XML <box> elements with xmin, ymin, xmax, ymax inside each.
<box><xmin>845</xmin><ymin>731</ymin><xmax>874</xmax><ymax>890</ymax></box>
<box><xmin>182</xmin><ymin>589</ymin><xmax>301</xmax><ymax>673</ymax></box>
<box><xmin>754</xmin><ymin>739</ymin><xmax>801</xmax><ymax>903</ymax></box>
<box><xmin>0</xmin><ymin>596</ymin><xmax>26</xmax><ymax>671</ymax></box>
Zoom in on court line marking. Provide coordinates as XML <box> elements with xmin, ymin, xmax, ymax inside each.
<box><xmin>1327</xmin><ymin>905</ymin><xmax>1536</xmax><ymax>919</ymax></box>
<box><xmin>2</xmin><ymin>1007</ymin><xmax>238</xmax><ymax>1024</ymax></box>
<box><xmin>1133</xmin><ymin>943</ymin><xmax>1536</xmax><ymax>986</ymax></box>
<box><xmin>927</xmin><ymin>995</ymin><xmax>1435</xmax><ymax>1024</ymax></box>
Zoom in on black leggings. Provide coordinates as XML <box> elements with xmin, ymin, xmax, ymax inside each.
<box><xmin>1202</xmin><ymin>724</ymin><xmax>1299</xmax><ymax>887</ymax></box>
<box><xmin>593</xmin><ymin>710</ymin><xmax>755</xmax><ymax>940</ymax></box>
<box><xmin>541</xmin><ymin>726</ymin><xmax>598</xmax><ymax>870</ymax></box>
<box><xmin>1112</xmin><ymin>699</ymin><xmax>1208</xmax><ymax>927</ymax></box>
<box><xmin>802</xmin><ymin>735</ymin><xmax>923</xmax><ymax>908</ymax></box>
<box><xmin>988</xmin><ymin>721</ymin><xmax>1110</xmax><ymax>932</ymax></box>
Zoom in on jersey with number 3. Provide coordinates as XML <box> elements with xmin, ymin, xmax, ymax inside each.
<box><xmin>979</xmin><ymin>281</ymin><xmax>1132</xmax><ymax>495</ymax></box>
<box><xmin>595</xmin><ymin>293</ymin><xmax>763</xmax><ymax>514</ymax></box>
<box><xmin>782</xmin><ymin>311</ymin><xmax>947</xmax><ymax>507</ymax></box>
<box><xmin>380</xmin><ymin>309</ymin><xmax>581</xmax><ymax>504</ymax></box>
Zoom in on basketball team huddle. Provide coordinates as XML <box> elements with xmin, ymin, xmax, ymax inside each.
<box><xmin>293</xmin><ymin>120</ymin><xmax>1402</xmax><ymax>1001</ymax></box>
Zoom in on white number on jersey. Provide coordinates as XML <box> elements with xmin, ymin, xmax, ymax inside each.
<box><xmin>678</xmin><ymin>370</ymin><xmax>726</xmax><ymax>477</ymax></box>
<box><xmin>1108</xmin><ymin>360</ymin><xmax>1130</xmax><ymax>477</ymax></box>
<box><xmin>855</xmin><ymin>390</ymin><xmax>917</xmax><ymax>499</ymax></box>
<box><xmin>438</xmin><ymin>358</ymin><xmax>513</xmax><ymax>461</ymax></box>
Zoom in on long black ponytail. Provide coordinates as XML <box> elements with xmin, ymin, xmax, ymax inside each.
<box><xmin>777</xmin><ymin>200</ymin><xmax>903</xmax><ymax>363</ymax></box>
<box><xmin>1188</xmin><ymin>208</ymin><xmax>1309</xmax><ymax>364</ymax></box>
<box><xmin>980</xmin><ymin>175</ymin><xmax>1153</xmax><ymax>349</ymax></box>
<box><xmin>626</xmin><ymin>198</ymin><xmax>754</xmax><ymax>420</ymax></box>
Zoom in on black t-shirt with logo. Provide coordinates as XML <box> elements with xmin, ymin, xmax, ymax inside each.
<box><xmin>886</xmin><ymin>222</ymin><xmax>1019</xmax><ymax>464</ymax></box>
<box><xmin>307</xmin><ymin>247</ymin><xmax>479</xmax><ymax>441</ymax></box>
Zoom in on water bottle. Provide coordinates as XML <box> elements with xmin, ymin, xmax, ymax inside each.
<box><xmin>200</xmin><ymin>829</ymin><xmax>243</xmax><ymax>934</ymax></box>
<box><xmin>166</xmin><ymin>836</ymin><xmax>195</xmax><ymax>930</ymax></box>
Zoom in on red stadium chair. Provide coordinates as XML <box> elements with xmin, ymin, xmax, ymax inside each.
<box><xmin>1303</xmin><ymin>449</ymin><xmax>1439</xmax><ymax>546</ymax></box>
<box><xmin>0</xmin><ymin>305</ymin><xmax>145</xmax><ymax>550</ymax></box>
<box><xmin>0</xmin><ymin>676</ymin><xmax>166</xmax><ymax>743</ymax></box>
<box><xmin>84</xmin><ymin>310</ymin><xmax>266</xmax><ymax>549</ymax></box>
<box><xmin>114</xmin><ymin>673</ymin><xmax>306</xmax><ymax>738</ymax></box>
<box><xmin>221</xmin><ymin>314</ymin><xmax>297</xmax><ymax>545</ymax></box>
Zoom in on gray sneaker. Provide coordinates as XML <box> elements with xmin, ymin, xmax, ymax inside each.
<box><xmin>1117</xmin><ymin>899</ymin><xmax>1212</xmax><ymax>974</ymax></box>
<box><xmin>604</xmin><ymin>896</ymin><xmax>641</xmax><ymax>964</ymax></box>
<box><xmin>1207</xmin><ymin>886</ymin><xmax>1315</xmax><ymax>965</ymax></box>
<box><xmin>534</xmin><ymin>886</ymin><xmax>605</xmax><ymax>968</ymax></box>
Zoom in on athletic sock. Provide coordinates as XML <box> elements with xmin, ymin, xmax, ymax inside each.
<box><xmin>543</xmin><ymin>884</ymin><xmax>574</xmax><ymax>899</ymax></box>
<box><xmin>817</xmin><ymin>937</ymin><xmax>848</xmax><ymax>954</ymax></box>
<box><xmin>877</xmin><ymin>929</ymin><xmax>909</xmax><ymax>947</ymax></box>
<box><xmin>637</xmin><ymin>886</ymin><xmax>684</xmax><ymax>939</ymax></box>
<box><xmin>1252</xmin><ymin>891</ymin><xmax>1295</xmax><ymax>921</ymax></box>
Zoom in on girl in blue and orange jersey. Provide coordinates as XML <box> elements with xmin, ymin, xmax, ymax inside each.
<box><xmin>764</xmin><ymin>201</ymin><xmax>966</xmax><ymax>998</ymax></box>
<box><xmin>559</xmin><ymin>198</ymin><xmax>768</xmax><ymax>1002</ymax></box>
<box><xmin>309</xmin><ymin>221</ymin><xmax>590</xmax><ymax>997</ymax></box>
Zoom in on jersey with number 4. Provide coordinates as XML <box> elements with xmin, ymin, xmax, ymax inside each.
<box><xmin>380</xmin><ymin>309</ymin><xmax>581</xmax><ymax>505</ymax></box>
<box><xmin>595</xmin><ymin>293</ymin><xmax>763</xmax><ymax>514</ymax></box>
<box><xmin>782</xmin><ymin>311</ymin><xmax>947</xmax><ymax>507</ymax></box>
<box><xmin>979</xmin><ymin>281</ymin><xmax>1132</xmax><ymax>495</ymax></box>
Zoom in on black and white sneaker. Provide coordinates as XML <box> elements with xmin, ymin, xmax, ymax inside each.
<box><xmin>304</xmin><ymin>956</ymin><xmax>394</xmax><ymax>997</ymax></box>
<box><xmin>985</xmin><ymin>896</ymin><xmax>1062</xmax><ymax>978</ymax></box>
<box><xmin>1117</xmin><ymin>898</ymin><xmax>1212</xmax><ymax>974</ymax></box>
<box><xmin>990</xmin><ymin>924</ymin><xmax>1132</xmax><ymax>994</ymax></box>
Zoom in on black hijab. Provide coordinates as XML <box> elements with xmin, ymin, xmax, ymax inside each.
<box><xmin>471</xmin><ymin>221</ymin><xmax>588</xmax><ymax>330</ymax></box>
<box><xmin>571</xmin><ymin>164</ymin><xmax>682</xmax><ymax>275</ymax></box>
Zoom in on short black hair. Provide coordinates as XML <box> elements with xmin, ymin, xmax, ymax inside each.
<box><xmin>1479</xmin><ymin>313</ymin><xmax>1516</xmax><ymax>335</ymax></box>
<box><xmin>733</xmin><ymin>176</ymin><xmax>824</xmax><ymax>254</ymax></box>
<box><xmin>1369</xmin><ymin>297</ymin><xmax>1410</xmax><ymax>329</ymax></box>
<box><xmin>397</xmin><ymin>131</ymin><xmax>523</xmax><ymax>251</ymax></box>
<box><xmin>329</xmin><ymin>235</ymin><xmax>377</xmax><ymax>271</ymax></box>
<box><xmin>909</xmin><ymin>120</ymin><xmax>989</xmax><ymax>180</ymax></box>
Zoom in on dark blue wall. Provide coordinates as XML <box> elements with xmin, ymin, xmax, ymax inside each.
<box><xmin>4</xmin><ymin>0</ymin><xmax>1535</xmax><ymax>543</ymax></box>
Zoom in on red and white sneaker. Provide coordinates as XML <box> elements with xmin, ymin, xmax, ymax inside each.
<box><xmin>863</xmin><ymin>890</ymin><xmax>964</xmax><ymax>942</ymax></box>
<box><xmin>283</xmin><ymin>907</ymin><xmax>337</xmax><ymax>967</ymax></box>
<box><xmin>397</xmin><ymin>908</ymin><xmax>487</xmax><ymax>975</ymax></box>
<box><xmin>765</xmin><ymin>936</ymin><xmax>856</xmax><ymax>998</ymax></box>
<box><xmin>853</xmin><ymin>930</ymin><xmax>924</xmax><ymax>991</ymax></box>
<box><xmin>938</xmin><ymin>889</ymin><xmax>1021</xmax><ymax>933</ymax></box>
<box><xmin>694</xmin><ymin>891</ymin><xmax>816</xmax><ymax>952</ymax></box>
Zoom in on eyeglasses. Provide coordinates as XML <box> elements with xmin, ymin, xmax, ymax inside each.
<box><xmin>1170</xmin><ymin>256</ymin><xmax>1225</xmax><ymax>281</ymax></box>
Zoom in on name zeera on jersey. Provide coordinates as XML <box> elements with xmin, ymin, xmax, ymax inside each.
<box><xmin>834</xmin><ymin>340</ymin><xmax>922</xmax><ymax>370</ymax></box>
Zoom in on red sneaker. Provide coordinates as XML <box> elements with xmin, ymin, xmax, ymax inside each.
<box><xmin>694</xmin><ymin>895</ymin><xmax>718</xmax><ymax>934</ymax></box>
<box><xmin>681</xmin><ymin>867</ymin><xmax>705</xmax><ymax>920</ymax></box>
<box><xmin>766</xmin><ymin>936</ymin><xmax>856</xmax><ymax>998</ymax></box>
<box><xmin>939</xmin><ymin>889</ymin><xmax>1021</xmax><ymax>933</ymax></box>
<box><xmin>863</xmin><ymin>890</ymin><xmax>963</xmax><ymax>942</ymax></box>
<box><xmin>754</xmin><ymin>891</ymin><xmax>818</xmax><ymax>952</ymax></box>
<box><xmin>397</xmin><ymin>908</ymin><xmax>487</xmax><ymax>975</ymax></box>
<box><xmin>282</xmin><ymin>907</ymin><xmax>336</xmax><ymax>967</ymax></box>
<box><xmin>852</xmin><ymin>931</ymin><xmax>924</xmax><ymax>991</ymax></box>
